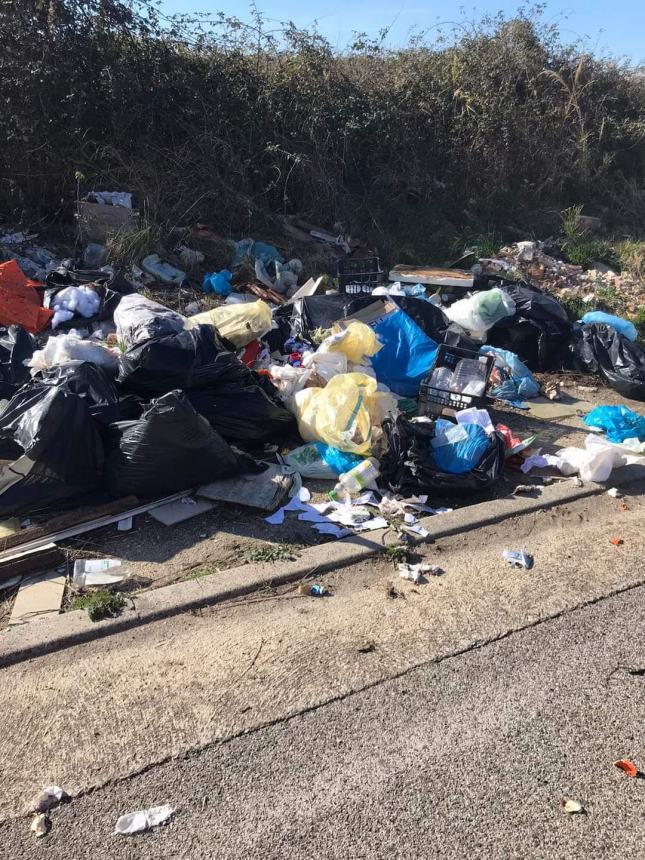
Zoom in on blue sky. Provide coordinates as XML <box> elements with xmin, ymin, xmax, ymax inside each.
<box><xmin>159</xmin><ymin>1</ymin><xmax>644</xmax><ymax>62</ymax></box>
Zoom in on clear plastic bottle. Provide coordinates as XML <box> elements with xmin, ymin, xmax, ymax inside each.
<box><xmin>330</xmin><ymin>457</ymin><xmax>380</xmax><ymax>501</ymax></box>
<box><xmin>428</xmin><ymin>365</ymin><xmax>453</xmax><ymax>392</ymax></box>
<box><xmin>451</xmin><ymin>358</ymin><xmax>487</xmax><ymax>396</ymax></box>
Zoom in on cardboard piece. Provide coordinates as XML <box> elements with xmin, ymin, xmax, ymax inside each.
<box><xmin>389</xmin><ymin>265</ymin><xmax>474</xmax><ymax>287</ymax></box>
<box><xmin>77</xmin><ymin>201</ymin><xmax>140</xmax><ymax>243</ymax></box>
<box><xmin>288</xmin><ymin>276</ymin><xmax>325</xmax><ymax>303</ymax></box>
<box><xmin>148</xmin><ymin>497</ymin><xmax>215</xmax><ymax>526</ymax></box>
<box><xmin>198</xmin><ymin>464</ymin><xmax>294</xmax><ymax>511</ymax></box>
<box><xmin>9</xmin><ymin>570</ymin><xmax>66</xmax><ymax>625</ymax></box>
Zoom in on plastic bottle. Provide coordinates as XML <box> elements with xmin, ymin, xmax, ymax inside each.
<box><xmin>428</xmin><ymin>365</ymin><xmax>453</xmax><ymax>394</ymax></box>
<box><xmin>330</xmin><ymin>457</ymin><xmax>380</xmax><ymax>501</ymax></box>
<box><xmin>298</xmin><ymin>582</ymin><xmax>328</xmax><ymax>597</ymax></box>
<box><xmin>451</xmin><ymin>358</ymin><xmax>487</xmax><ymax>396</ymax></box>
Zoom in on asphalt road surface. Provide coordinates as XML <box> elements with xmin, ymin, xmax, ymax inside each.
<box><xmin>2</xmin><ymin>581</ymin><xmax>643</xmax><ymax>859</ymax></box>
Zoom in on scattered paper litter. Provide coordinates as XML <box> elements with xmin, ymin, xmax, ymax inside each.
<box><xmin>397</xmin><ymin>563</ymin><xmax>441</xmax><ymax>584</ymax></box>
<box><xmin>560</xmin><ymin>798</ymin><xmax>584</xmax><ymax>814</ymax></box>
<box><xmin>607</xmin><ymin>488</ymin><xmax>622</xmax><ymax>498</ymax></box>
<box><xmin>311</xmin><ymin>523</ymin><xmax>352</xmax><ymax>538</ymax></box>
<box><xmin>114</xmin><ymin>804</ymin><xmax>175</xmax><ymax>836</ymax></box>
<box><xmin>265</xmin><ymin>487</ymin><xmax>310</xmax><ymax>525</ymax></box>
<box><xmin>401</xmin><ymin>522</ymin><xmax>430</xmax><ymax>539</ymax></box>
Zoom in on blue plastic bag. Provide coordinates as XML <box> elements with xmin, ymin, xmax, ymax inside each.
<box><xmin>232</xmin><ymin>239</ymin><xmax>284</xmax><ymax>268</ymax></box>
<box><xmin>581</xmin><ymin>312</ymin><xmax>637</xmax><ymax>342</ymax></box>
<box><xmin>316</xmin><ymin>443</ymin><xmax>363</xmax><ymax>475</ymax></box>
<box><xmin>368</xmin><ymin>307</ymin><xmax>439</xmax><ymax>397</ymax></box>
<box><xmin>203</xmin><ymin>269</ymin><xmax>232</xmax><ymax>297</ymax></box>
<box><xmin>431</xmin><ymin>419</ymin><xmax>490</xmax><ymax>474</ymax></box>
<box><xmin>480</xmin><ymin>345</ymin><xmax>540</xmax><ymax>400</ymax></box>
<box><xmin>584</xmin><ymin>404</ymin><xmax>645</xmax><ymax>443</ymax></box>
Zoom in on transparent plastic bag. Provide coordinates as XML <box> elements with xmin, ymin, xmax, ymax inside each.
<box><xmin>445</xmin><ymin>288</ymin><xmax>515</xmax><ymax>338</ymax></box>
<box><xmin>187</xmin><ymin>299</ymin><xmax>272</xmax><ymax>347</ymax></box>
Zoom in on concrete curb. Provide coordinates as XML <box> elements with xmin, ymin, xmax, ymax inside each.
<box><xmin>1</xmin><ymin>463</ymin><xmax>644</xmax><ymax>667</ymax></box>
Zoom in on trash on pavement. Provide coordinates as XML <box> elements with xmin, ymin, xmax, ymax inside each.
<box><xmin>198</xmin><ymin>463</ymin><xmax>295</xmax><ymax>511</ymax></box>
<box><xmin>609</xmin><ymin>537</ymin><xmax>624</xmax><ymax>546</ymax></box>
<box><xmin>298</xmin><ymin>582</ymin><xmax>328</xmax><ymax>596</ymax></box>
<box><xmin>560</xmin><ymin>798</ymin><xmax>584</xmax><ymax>814</ymax></box>
<box><xmin>72</xmin><ymin>558</ymin><xmax>129</xmax><ymax>588</ymax></box>
<box><xmin>613</xmin><ymin>758</ymin><xmax>638</xmax><ymax>778</ymax></box>
<box><xmin>398</xmin><ymin>562</ymin><xmax>442</xmax><ymax>583</ymax></box>
<box><xmin>584</xmin><ymin>405</ymin><xmax>645</xmax><ymax>444</ymax></box>
<box><xmin>28</xmin><ymin>785</ymin><xmax>69</xmax><ymax>814</ymax></box>
<box><xmin>607</xmin><ymin>488</ymin><xmax>622</xmax><ymax>498</ymax></box>
<box><xmin>502</xmin><ymin>547</ymin><xmax>534</xmax><ymax>570</ymax></box>
<box><xmin>571</xmin><ymin>323</ymin><xmax>645</xmax><ymax>401</ymax></box>
<box><xmin>114</xmin><ymin>804</ymin><xmax>175</xmax><ymax>835</ymax></box>
<box><xmin>30</xmin><ymin>813</ymin><xmax>50</xmax><ymax>838</ymax></box>
<box><xmin>381</xmin><ymin>412</ymin><xmax>505</xmax><ymax>495</ymax></box>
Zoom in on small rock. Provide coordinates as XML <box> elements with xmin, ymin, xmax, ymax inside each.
<box><xmin>30</xmin><ymin>814</ymin><xmax>50</xmax><ymax>838</ymax></box>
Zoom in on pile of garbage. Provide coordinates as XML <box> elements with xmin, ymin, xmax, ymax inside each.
<box><xmin>0</xmin><ymin>201</ymin><xmax>644</xmax><ymax>531</ymax></box>
<box><xmin>477</xmin><ymin>239</ymin><xmax>645</xmax><ymax>316</ymax></box>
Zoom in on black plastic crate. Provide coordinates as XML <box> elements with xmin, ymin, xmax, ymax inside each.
<box><xmin>338</xmin><ymin>256</ymin><xmax>382</xmax><ymax>295</ymax></box>
<box><xmin>418</xmin><ymin>345</ymin><xmax>494</xmax><ymax>415</ymax></box>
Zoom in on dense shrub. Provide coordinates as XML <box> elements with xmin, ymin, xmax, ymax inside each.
<box><xmin>2</xmin><ymin>1</ymin><xmax>645</xmax><ymax>261</ymax></box>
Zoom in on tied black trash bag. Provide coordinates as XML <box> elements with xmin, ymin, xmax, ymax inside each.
<box><xmin>117</xmin><ymin>324</ymin><xmax>253</xmax><ymax>396</ymax></box>
<box><xmin>187</xmin><ymin>382</ymin><xmax>296</xmax><ymax>448</ymax></box>
<box><xmin>487</xmin><ymin>281</ymin><xmax>572</xmax><ymax>371</ymax></box>
<box><xmin>0</xmin><ymin>325</ymin><xmax>35</xmax><ymax>398</ymax></box>
<box><xmin>105</xmin><ymin>390</ymin><xmax>241</xmax><ymax>497</ymax></box>
<box><xmin>570</xmin><ymin>323</ymin><xmax>645</xmax><ymax>401</ymax></box>
<box><xmin>0</xmin><ymin>363</ymin><xmax>111</xmax><ymax>515</ymax></box>
<box><xmin>380</xmin><ymin>414</ymin><xmax>506</xmax><ymax>496</ymax></box>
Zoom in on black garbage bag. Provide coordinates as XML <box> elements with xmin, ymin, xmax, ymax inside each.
<box><xmin>487</xmin><ymin>282</ymin><xmax>572</xmax><ymax>371</ymax></box>
<box><xmin>380</xmin><ymin>414</ymin><xmax>506</xmax><ymax>496</ymax></box>
<box><xmin>0</xmin><ymin>364</ymin><xmax>109</xmax><ymax>515</ymax></box>
<box><xmin>570</xmin><ymin>323</ymin><xmax>645</xmax><ymax>401</ymax></box>
<box><xmin>0</xmin><ymin>325</ymin><xmax>35</xmax><ymax>398</ymax></box>
<box><xmin>105</xmin><ymin>390</ymin><xmax>241</xmax><ymax>497</ymax></box>
<box><xmin>187</xmin><ymin>382</ymin><xmax>296</xmax><ymax>447</ymax></box>
<box><xmin>117</xmin><ymin>324</ymin><xmax>254</xmax><ymax>395</ymax></box>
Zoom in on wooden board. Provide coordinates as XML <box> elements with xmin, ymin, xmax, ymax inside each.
<box><xmin>389</xmin><ymin>265</ymin><xmax>474</xmax><ymax>287</ymax></box>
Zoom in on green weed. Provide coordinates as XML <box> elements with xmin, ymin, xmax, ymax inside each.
<box><xmin>560</xmin><ymin>295</ymin><xmax>588</xmax><ymax>322</ymax></box>
<box><xmin>382</xmin><ymin>544</ymin><xmax>411</xmax><ymax>566</ymax></box>
<box><xmin>244</xmin><ymin>544</ymin><xmax>298</xmax><ymax>564</ymax></box>
<box><xmin>72</xmin><ymin>590</ymin><xmax>125</xmax><ymax>622</ymax></box>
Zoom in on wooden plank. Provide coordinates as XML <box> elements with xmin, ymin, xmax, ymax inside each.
<box><xmin>0</xmin><ymin>544</ymin><xmax>61</xmax><ymax>585</ymax></box>
<box><xmin>389</xmin><ymin>265</ymin><xmax>474</xmax><ymax>287</ymax></box>
<box><xmin>9</xmin><ymin>570</ymin><xmax>66</xmax><ymax>625</ymax></box>
<box><xmin>0</xmin><ymin>496</ymin><xmax>138</xmax><ymax>554</ymax></box>
<box><xmin>0</xmin><ymin>491</ymin><xmax>193</xmax><ymax>564</ymax></box>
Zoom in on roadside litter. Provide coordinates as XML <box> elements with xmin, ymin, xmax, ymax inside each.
<box><xmin>114</xmin><ymin>804</ymin><xmax>175</xmax><ymax>835</ymax></box>
<box><xmin>502</xmin><ymin>548</ymin><xmax>534</xmax><ymax>570</ymax></box>
<box><xmin>1</xmin><ymin>218</ymin><xmax>644</xmax><ymax>622</ymax></box>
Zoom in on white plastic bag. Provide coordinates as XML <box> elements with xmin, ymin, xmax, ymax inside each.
<box><xmin>51</xmin><ymin>286</ymin><xmax>101</xmax><ymax>328</ymax></box>
<box><xmin>28</xmin><ymin>334</ymin><xmax>118</xmax><ymax>376</ymax></box>
<box><xmin>114</xmin><ymin>804</ymin><xmax>174</xmax><ymax>836</ymax></box>
<box><xmin>445</xmin><ymin>288</ymin><xmax>515</xmax><ymax>339</ymax></box>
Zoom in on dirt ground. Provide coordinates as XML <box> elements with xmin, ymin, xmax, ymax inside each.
<box><xmin>1</xmin><ymin>371</ymin><xmax>643</xmax><ymax>625</ymax></box>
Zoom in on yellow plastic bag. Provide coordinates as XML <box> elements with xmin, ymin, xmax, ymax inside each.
<box><xmin>291</xmin><ymin>372</ymin><xmax>380</xmax><ymax>455</ymax></box>
<box><xmin>187</xmin><ymin>300</ymin><xmax>272</xmax><ymax>348</ymax></box>
<box><xmin>318</xmin><ymin>321</ymin><xmax>382</xmax><ymax>364</ymax></box>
